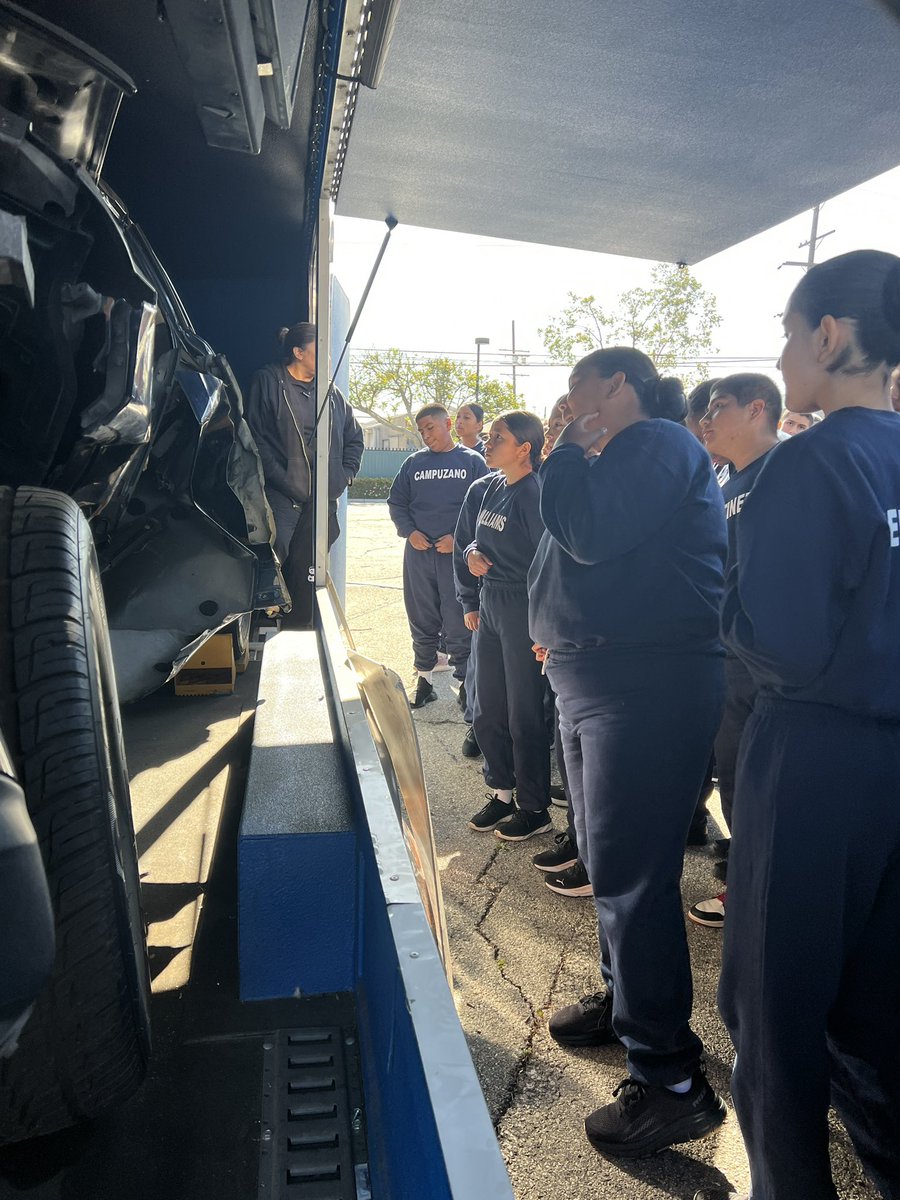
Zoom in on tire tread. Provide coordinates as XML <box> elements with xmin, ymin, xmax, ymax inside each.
<box><xmin>0</xmin><ymin>487</ymin><xmax>148</xmax><ymax>1144</ymax></box>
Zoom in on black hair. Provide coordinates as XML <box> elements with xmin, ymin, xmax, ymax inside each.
<box><xmin>712</xmin><ymin>372</ymin><xmax>782</xmax><ymax>431</ymax></box>
<box><xmin>494</xmin><ymin>409</ymin><xmax>545</xmax><ymax>469</ymax></box>
<box><xmin>278</xmin><ymin>322</ymin><xmax>316</xmax><ymax>364</ymax></box>
<box><xmin>415</xmin><ymin>404</ymin><xmax>449</xmax><ymax>423</ymax></box>
<box><xmin>459</xmin><ymin>402</ymin><xmax>484</xmax><ymax>424</ymax></box>
<box><xmin>575</xmin><ymin>347</ymin><xmax>687</xmax><ymax>422</ymax></box>
<box><xmin>786</xmin><ymin>249</ymin><xmax>900</xmax><ymax>376</ymax></box>
<box><xmin>687</xmin><ymin>379</ymin><xmax>721</xmax><ymax>420</ymax></box>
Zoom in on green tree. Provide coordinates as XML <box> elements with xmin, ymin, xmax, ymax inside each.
<box><xmin>539</xmin><ymin>264</ymin><xmax>721</xmax><ymax>388</ymax></box>
<box><xmin>349</xmin><ymin>349</ymin><xmax>519</xmax><ymax>436</ymax></box>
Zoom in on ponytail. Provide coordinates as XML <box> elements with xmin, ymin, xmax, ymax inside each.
<box><xmin>277</xmin><ymin>322</ymin><xmax>316</xmax><ymax>365</ymax></box>
<box><xmin>787</xmin><ymin>250</ymin><xmax>900</xmax><ymax>372</ymax></box>
<box><xmin>576</xmin><ymin>347</ymin><xmax>686</xmax><ymax>422</ymax></box>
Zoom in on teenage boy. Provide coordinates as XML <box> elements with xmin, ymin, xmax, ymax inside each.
<box><xmin>388</xmin><ymin>405</ymin><xmax>489</xmax><ymax>707</ymax></box>
<box><xmin>688</xmin><ymin>373</ymin><xmax>783</xmax><ymax>929</ymax></box>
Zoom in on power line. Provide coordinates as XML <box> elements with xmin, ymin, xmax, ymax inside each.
<box><xmin>350</xmin><ymin>347</ymin><xmax>778</xmax><ymax>366</ymax></box>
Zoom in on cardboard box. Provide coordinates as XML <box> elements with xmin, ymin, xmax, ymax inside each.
<box><xmin>174</xmin><ymin>632</ymin><xmax>236</xmax><ymax>696</ymax></box>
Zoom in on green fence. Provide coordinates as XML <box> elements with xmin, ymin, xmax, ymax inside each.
<box><xmin>357</xmin><ymin>448</ymin><xmax>414</xmax><ymax>479</ymax></box>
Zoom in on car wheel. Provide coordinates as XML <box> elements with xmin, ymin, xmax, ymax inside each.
<box><xmin>0</xmin><ymin>486</ymin><xmax>151</xmax><ymax>1144</ymax></box>
<box><xmin>231</xmin><ymin>611</ymin><xmax>252</xmax><ymax>674</ymax></box>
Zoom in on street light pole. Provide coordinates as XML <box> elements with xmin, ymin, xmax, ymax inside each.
<box><xmin>474</xmin><ymin>336</ymin><xmax>489</xmax><ymax>403</ymax></box>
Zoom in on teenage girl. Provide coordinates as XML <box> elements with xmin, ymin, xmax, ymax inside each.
<box><xmin>455</xmin><ymin>403</ymin><xmax>486</xmax><ymax>454</ymax></box>
<box><xmin>454</xmin><ymin>411</ymin><xmax>551</xmax><ymax>840</ymax></box>
<box><xmin>715</xmin><ymin>250</ymin><xmax>900</xmax><ymax>1200</ymax></box>
<box><xmin>528</xmin><ymin>347</ymin><xmax>728</xmax><ymax>1158</ymax></box>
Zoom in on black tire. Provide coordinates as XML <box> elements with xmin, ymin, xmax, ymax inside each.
<box><xmin>0</xmin><ymin>486</ymin><xmax>151</xmax><ymax>1144</ymax></box>
<box><xmin>231</xmin><ymin>612</ymin><xmax>252</xmax><ymax>674</ymax></box>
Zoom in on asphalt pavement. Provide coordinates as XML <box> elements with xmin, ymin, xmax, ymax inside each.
<box><xmin>343</xmin><ymin>499</ymin><xmax>878</xmax><ymax>1200</ymax></box>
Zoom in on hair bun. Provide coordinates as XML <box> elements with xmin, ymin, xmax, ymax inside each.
<box><xmin>884</xmin><ymin>262</ymin><xmax>900</xmax><ymax>336</ymax></box>
<box><xmin>653</xmin><ymin>376</ymin><xmax>688</xmax><ymax>422</ymax></box>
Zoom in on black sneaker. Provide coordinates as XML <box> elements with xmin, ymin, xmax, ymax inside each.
<box><xmin>585</xmin><ymin>1071</ymin><xmax>726</xmax><ymax>1158</ymax></box>
<box><xmin>545</xmin><ymin>859</ymin><xmax>592</xmax><ymax>897</ymax></box>
<box><xmin>410</xmin><ymin>677</ymin><xmax>436</xmax><ymax>709</ymax></box>
<box><xmin>713</xmin><ymin>837</ymin><xmax>731</xmax><ymax>857</ymax></box>
<box><xmin>713</xmin><ymin>858</ymin><xmax>728</xmax><ymax>883</ymax></box>
<box><xmin>456</xmin><ymin>682</ymin><xmax>467</xmax><ymax>712</ymax></box>
<box><xmin>549</xmin><ymin>992</ymin><xmax>620</xmax><ymax>1047</ymax></box>
<box><xmin>493</xmin><ymin>808</ymin><xmax>552</xmax><ymax>841</ymax></box>
<box><xmin>461</xmin><ymin>725</ymin><xmax>481</xmax><ymax>758</ymax></box>
<box><xmin>468</xmin><ymin>794</ymin><xmax>513</xmax><ymax>832</ymax></box>
<box><xmin>549</xmin><ymin>783</ymin><xmax>568</xmax><ymax>808</ymax></box>
<box><xmin>532</xmin><ymin>832</ymin><xmax>578</xmax><ymax>872</ymax></box>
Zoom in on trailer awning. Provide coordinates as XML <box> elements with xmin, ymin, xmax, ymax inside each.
<box><xmin>337</xmin><ymin>0</ymin><xmax>900</xmax><ymax>263</ymax></box>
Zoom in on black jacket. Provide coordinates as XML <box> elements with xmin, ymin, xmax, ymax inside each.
<box><xmin>245</xmin><ymin>364</ymin><xmax>364</xmax><ymax>504</ymax></box>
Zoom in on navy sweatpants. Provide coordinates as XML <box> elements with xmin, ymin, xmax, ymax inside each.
<box><xmin>403</xmin><ymin>542</ymin><xmax>470</xmax><ymax>681</ymax></box>
<box><xmin>720</xmin><ymin>696</ymin><xmax>900</xmax><ymax>1200</ymax></box>
<box><xmin>714</xmin><ymin>654</ymin><xmax>758</xmax><ymax>831</ymax></box>
<box><xmin>548</xmin><ymin>648</ymin><xmax>724</xmax><ymax>1085</ymax></box>
<box><xmin>473</xmin><ymin>582</ymin><xmax>549</xmax><ymax>812</ymax></box>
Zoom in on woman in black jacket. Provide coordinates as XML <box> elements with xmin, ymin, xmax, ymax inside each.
<box><xmin>245</xmin><ymin>322</ymin><xmax>363</xmax><ymax>627</ymax></box>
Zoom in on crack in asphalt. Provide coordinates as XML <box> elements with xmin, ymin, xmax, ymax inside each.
<box><xmin>474</xmin><ymin>844</ymin><xmax>501</xmax><ymax>882</ymax></box>
<box><xmin>474</xmin><ymin>872</ymin><xmax>580</xmax><ymax>1134</ymax></box>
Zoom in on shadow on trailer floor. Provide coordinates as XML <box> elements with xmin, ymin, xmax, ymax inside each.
<box><xmin>0</xmin><ymin>664</ymin><xmax>357</xmax><ymax>1200</ymax></box>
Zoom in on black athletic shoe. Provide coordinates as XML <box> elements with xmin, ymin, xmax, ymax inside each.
<box><xmin>713</xmin><ymin>837</ymin><xmax>731</xmax><ymax>857</ymax></box>
<box><xmin>584</xmin><ymin>1072</ymin><xmax>727</xmax><ymax>1159</ymax></box>
<box><xmin>461</xmin><ymin>725</ymin><xmax>481</xmax><ymax>758</ymax></box>
<box><xmin>468</xmin><ymin>794</ymin><xmax>513</xmax><ymax>832</ymax></box>
<box><xmin>532</xmin><ymin>832</ymin><xmax>578</xmax><ymax>872</ymax></box>
<box><xmin>549</xmin><ymin>992</ymin><xmax>620</xmax><ymax>1047</ymax></box>
<box><xmin>456</xmin><ymin>682</ymin><xmax>467</xmax><ymax>712</ymax></box>
<box><xmin>410</xmin><ymin>677</ymin><xmax>436</xmax><ymax>709</ymax></box>
<box><xmin>713</xmin><ymin>858</ymin><xmax>728</xmax><ymax>883</ymax></box>
<box><xmin>493</xmin><ymin>808</ymin><xmax>552</xmax><ymax>841</ymax></box>
<box><xmin>549</xmin><ymin>783</ymin><xmax>568</xmax><ymax>808</ymax></box>
<box><xmin>545</xmin><ymin>859</ymin><xmax>593</xmax><ymax>897</ymax></box>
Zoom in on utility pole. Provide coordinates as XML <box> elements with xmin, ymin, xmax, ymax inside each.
<box><xmin>780</xmin><ymin>204</ymin><xmax>834</xmax><ymax>272</ymax></box>
<box><xmin>499</xmin><ymin>320</ymin><xmax>529</xmax><ymax>403</ymax></box>
<box><xmin>474</xmin><ymin>336</ymin><xmax>489</xmax><ymax>403</ymax></box>
<box><xmin>511</xmin><ymin>321</ymin><xmax>517</xmax><ymax>401</ymax></box>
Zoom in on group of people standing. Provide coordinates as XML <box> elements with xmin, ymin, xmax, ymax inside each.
<box><xmin>388</xmin><ymin>250</ymin><xmax>900</xmax><ymax>1200</ymax></box>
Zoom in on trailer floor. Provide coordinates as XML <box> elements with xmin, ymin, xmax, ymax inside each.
<box><xmin>0</xmin><ymin>663</ymin><xmax>356</xmax><ymax>1200</ymax></box>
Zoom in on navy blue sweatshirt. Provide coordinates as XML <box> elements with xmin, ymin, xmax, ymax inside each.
<box><xmin>528</xmin><ymin>420</ymin><xmax>726</xmax><ymax>653</ymax></box>
<box><xmin>721</xmin><ymin>447</ymin><xmax>776</xmax><ymax>567</ymax></box>
<box><xmin>454</xmin><ymin>473</ymin><xmax>544</xmax><ymax>613</ymax></box>
<box><xmin>722</xmin><ymin>407</ymin><xmax>900</xmax><ymax>717</ymax></box>
<box><xmin>387</xmin><ymin>445</ymin><xmax>489</xmax><ymax>541</ymax></box>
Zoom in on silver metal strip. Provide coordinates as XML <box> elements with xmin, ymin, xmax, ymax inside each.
<box><xmin>314</xmin><ymin>194</ymin><xmax>332</xmax><ymax>591</ymax></box>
